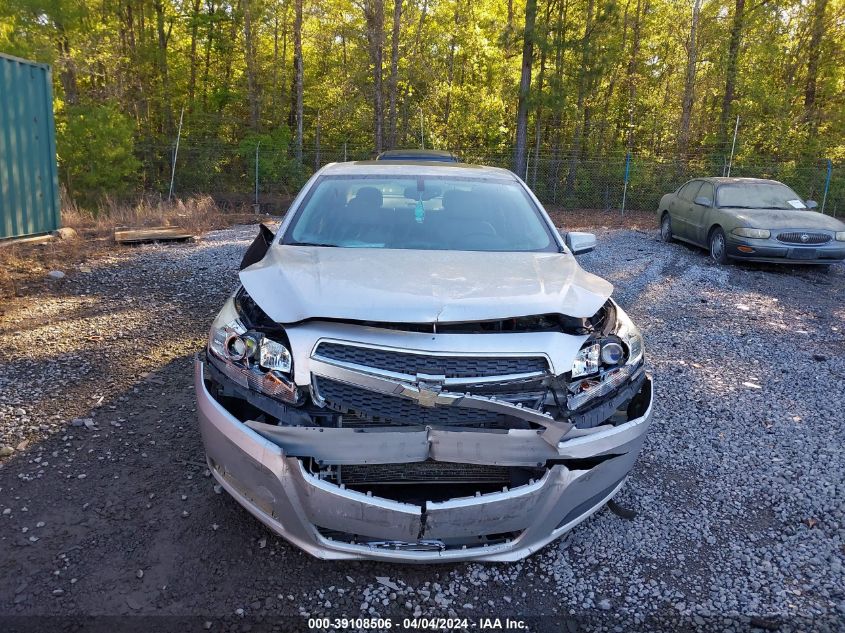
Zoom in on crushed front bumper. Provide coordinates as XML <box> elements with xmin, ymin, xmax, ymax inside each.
<box><xmin>195</xmin><ymin>359</ymin><xmax>653</xmax><ymax>562</ymax></box>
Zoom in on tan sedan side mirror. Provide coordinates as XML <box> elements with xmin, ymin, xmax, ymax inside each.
<box><xmin>563</xmin><ymin>231</ymin><xmax>597</xmax><ymax>255</ymax></box>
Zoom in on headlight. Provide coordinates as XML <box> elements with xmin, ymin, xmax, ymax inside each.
<box><xmin>207</xmin><ymin>294</ymin><xmax>298</xmax><ymax>403</ymax></box>
<box><xmin>571</xmin><ymin>343</ymin><xmax>600</xmax><ymax>378</ymax></box>
<box><xmin>732</xmin><ymin>227</ymin><xmax>770</xmax><ymax>239</ymax></box>
<box><xmin>258</xmin><ymin>337</ymin><xmax>292</xmax><ymax>373</ymax></box>
<box><xmin>614</xmin><ymin>304</ymin><xmax>644</xmax><ymax>366</ymax></box>
<box><xmin>570</xmin><ymin>305</ymin><xmax>643</xmax><ymax>378</ymax></box>
<box><xmin>836</xmin><ymin>232</ymin><xmax>845</xmax><ymax>242</ymax></box>
<box><xmin>567</xmin><ymin>303</ymin><xmax>645</xmax><ymax>410</ymax></box>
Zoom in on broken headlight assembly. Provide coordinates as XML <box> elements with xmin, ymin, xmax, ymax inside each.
<box><xmin>568</xmin><ymin>303</ymin><xmax>644</xmax><ymax>410</ymax></box>
<box><xmin>207</xmin><ymin>293</ymin><xmax>300</xmax><ymax>404</ymax></box>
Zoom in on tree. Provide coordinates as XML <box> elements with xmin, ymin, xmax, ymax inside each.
<box><xmin>293</xmin><ymin>0</ymin><xmax>303</xmax><ymax>161</ymax></box>
<box><xmin>717</xmin><ymin>0</ymin><xmax>746</xmax><ymax>152</ymax></box>
<box><xmin>677</xmin><ymin>0</ymin><xmax>702</xmax><ymax>162</ymax></box>
<box><xmin>363</xmin><ymin>0</ymin><xmax>386</xmax><ymax>153</ymax></box>
<box><xmin>387</xmin><ymin>0</ymin><xmax>402</xmax><ymax>148</ymax></box>
<box><xmin>243</xmin><ymin>0</ymin><xmax>262</xmax><ymax>130</ymax></box>
<box><xmin>803</xmin><ymin>0</ymin><xmax>828</xmax><ymax>135</ymax></box>
<box><xmin>513</xmin><ymin>0</ymin><xmax>537</xmax><ymax>178</ymax></box>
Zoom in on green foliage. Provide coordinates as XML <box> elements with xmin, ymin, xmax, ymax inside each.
<box><xmin>1</xmin><ymin>0</ymin><xmax>842</xmax><ymax>212</ymax></box>
<box><xmin>237</xmin><ymin>127</ymin><xmax>309</xmax><ymax>192</ymax></box>
<box><xmin>56</xmin><ymin>105</ymin><xmax>140</xmax><ymax>203</ymax></box>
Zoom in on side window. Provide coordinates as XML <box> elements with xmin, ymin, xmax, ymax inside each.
<box><xmin>697</xmin><ymin>182</ymin><xmax>715</xmax><ymax>205</ymax></box>
<box><xmin>678</xmin><ymin>181</ymin><xmax>702</xmax><ymax>202</ymax></box>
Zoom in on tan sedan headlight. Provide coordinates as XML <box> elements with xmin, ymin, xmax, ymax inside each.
<box><xmin>836</xmin><ymin>232</ymin><xmax>845</xmax><ymax>242</ymax></box>
<box><xmin>207</xmin><ymin>296</ymin><xmax>299</xmax><ymax>404</ymax></box>
<box><xmin>732</xmin><ymin>228</ymin><xmax>771</xmax><ymax>239</ymax></box>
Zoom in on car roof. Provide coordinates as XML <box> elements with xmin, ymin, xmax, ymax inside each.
<box><xmin>377</xmin><ymin>149</ymin><xmax>458</xmax><ymax>161</ymax></box>
<box><xmin>693</xmin><ymin>177</ymin><xmax>785</xmax><ymax>186</ymax></box>
<box><xmin>318</xmin><ymin>160</ymin><xmax>519</xmax><ymax>180</ymax></box>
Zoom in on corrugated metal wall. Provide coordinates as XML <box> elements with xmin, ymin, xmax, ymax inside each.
<box><xmin>0</xmin><ymin>53</ymin><xmax>61</xmax><ymax>240</ymax></box>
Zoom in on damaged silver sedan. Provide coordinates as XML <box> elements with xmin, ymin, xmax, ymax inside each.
<box><xmin>195</xmin><ymin>161</ymin><xmax>654</xmax><ymax>562</ymax></box>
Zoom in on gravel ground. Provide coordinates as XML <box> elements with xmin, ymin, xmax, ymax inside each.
<box><xmin>1</xmin><ymin>225</ymin><xmax>843</xmax><ymax>632</ymax></box>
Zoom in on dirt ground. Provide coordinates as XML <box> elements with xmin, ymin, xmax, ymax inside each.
<box><xmin>1</xmin><ymin>220</ymin><xmax>843</xmax><ymax>632</ymax></box>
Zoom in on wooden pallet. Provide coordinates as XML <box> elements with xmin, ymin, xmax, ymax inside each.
<box><xmin>114</xmin><ymin>226</ymin><xmax>194</xmax><ymax>244</ymax></box>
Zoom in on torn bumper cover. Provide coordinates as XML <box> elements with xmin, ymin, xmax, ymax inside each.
<box><xmin>195</xmin><ymin>359</ymin><xmax>654</xmax><ymax>562</ymax></box>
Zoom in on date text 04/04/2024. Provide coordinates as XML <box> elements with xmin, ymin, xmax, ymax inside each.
<box><xmin>307</xmin><ymin>617</ymin><xmax>529</xmax><ymax>630</ymax></box>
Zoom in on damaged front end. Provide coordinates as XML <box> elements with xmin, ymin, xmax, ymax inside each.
<box><xmin>195</xmin><ymin>287</ymin><xmax>653</xmax><ymax>562</ymax></box>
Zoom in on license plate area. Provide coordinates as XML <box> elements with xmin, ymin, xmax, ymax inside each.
<box><xmin>788</xmin><ymin>248</ymin><xmax>817</xmax><ymax>260</ymax></box>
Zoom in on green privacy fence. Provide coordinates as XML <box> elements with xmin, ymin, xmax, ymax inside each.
<box><xmin>0</xmin><ymin>53</ymin><xmax>61</xmax><ymax>239</ymax></box>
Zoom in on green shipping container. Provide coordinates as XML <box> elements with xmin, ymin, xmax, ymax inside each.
<box><xmin>0</xmin><ymin>52</ymin><xmax>61</xmax><ymax>240</ymax></box>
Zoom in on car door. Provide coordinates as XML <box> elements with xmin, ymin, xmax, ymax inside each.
<box><xmin>671</xmin><ymin>180</ymin><xmax>703</xmax><ymax>241</ymax></box>
<box><xmin>689</xmin><ymin>181</ymin><xmax>715</xmax><ymax>246</ymax></box>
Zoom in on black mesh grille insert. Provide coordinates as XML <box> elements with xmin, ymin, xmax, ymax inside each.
<box><xmin>315</xmin><ymin>343</ymin><xmax>548</xmax><ymax>378</ymax></box>
<box><xmin>315</xmin><ymin>376</ymin><xmax>511</xmax><ymax>426</ymax></box>
<box><xmin>341</xmin><ymin>462</ymin><xmax>511</xmax><ymax>485</ymax></box>
<box><xmin>776</xmin><ymin>232</ymin><xmax>831</xmax><ymax>245</ymax></box>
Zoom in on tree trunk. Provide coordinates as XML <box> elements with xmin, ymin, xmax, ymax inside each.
<box><xmin>678</xmin><ymin>0</ymin><xmax>701</xmax><ymax>163</ymax></box>
<box><xmin>717</xmin><ymin>0</ymin><xmax>745</xmax><ymax>151</ymax></box>
<box><xmin>803</xmin><ymin>0</ymin><xmax>828</xmax><ymax>134</ymax></box>
<box><xmin>550</xmin><ymin>0</ymin><xmax>568</xmax><ymax>202</ymax></box>
<box><xmin>294</xmin><ymin>0</ymin><xmax>304</xmax><ymax>162</ymax></box>
<box><xmin>364</xmin><ymin>0</ymin><xmax>385</xmax><ymax>153</ymax></box>
<box><xmin>202</xmin><ymin>0</ymin><xmax>217</xmax><ymax>111</ymax></box>
<box><xmin>54</xmin><ymin>24</ymin><xmax>79</xmax><ymax>106</ymax></box>
<box><xmin>188</xmin><ymin>0</ymin><xmax>201</xmax><ymax>106</ymax></box>
<box><xmin>565</xmin><ymin>0</ymin><xmax>594</xmax><ymax>196</ymax></box>
<box><xmin>532</xmin><ymin>43</ymin><xmax>546</xmax><ymax>187</ymax></box>
<box><xmin>387</xmin><ymin>0</ymin><xmax>402</xmax><ymax>148</ymax></box>
<box><xmin>243</xmin><ymin>0</ymin><xmax>261</xmax><ymax>130</ymax></box>
<box><xmin>625</xmin><ymin>0</ymin><xmax>644</xmax><ymax>151</ymax></box>
<box><xmin>444</xmin><ymin>3</ymin><xmax>459</xmax><ymax>131</ymax></box>
<box><xmin>153</xmin><ymin>0</ymin><xmax>174</xmax><ymax>136</ymax></box>
<box><xmin>513</xmin><ymin>0</ymin><xmax>537</xmax><ymax>178</ymax></box>
<box><xmin>677</xmin><ymin>0</ymin><xmax>702</xmax><ymax>163</ymax></box>
<box><xmin>243</xmin><ymin>0</ymin><xmax>259</xmax><ymax>131</ymax></box>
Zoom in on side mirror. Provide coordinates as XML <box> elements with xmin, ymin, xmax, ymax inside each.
<box><xmin>694</xmin><ymin>196</ymin><xmax>712</xmax><ymax>207</ymax></box>
<box><xmin>564</xmin><ymin>231</ymin><xmax>597</xmax><ymax>255</ymax></box>
<box><xmin>805</xmin><ymin>200</ymin><xmax>818</xmax><ymax>209</ymax></box>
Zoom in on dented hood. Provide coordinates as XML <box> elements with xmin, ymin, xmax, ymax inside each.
<box><xmin>239</xmin><ymin>246</ymin><xmax>613</xmax><ymax>324</ymax></box>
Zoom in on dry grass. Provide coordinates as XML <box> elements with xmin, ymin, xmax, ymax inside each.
<box><xmin>0</xmin><ymin>193</ymin><xmax>273</xmax><ymax>300</ymax></box>
<box><xmin>62</xmin><ymin>193</ymin><xmax>266</xmax><ymax>238</ymax></box>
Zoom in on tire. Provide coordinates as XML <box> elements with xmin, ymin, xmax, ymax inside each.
<box><xmin>660</xmin><ymin>213</ymin><xmax>674</xmax><ymax>243</ymax></box>
<box><xmin>709</xmin><ymin>227</ymin><xmax>729</xmax><ymax>265</ymax></box>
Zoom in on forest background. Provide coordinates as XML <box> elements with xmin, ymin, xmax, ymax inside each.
<box><xmin>1</xmin><ymin>0</ymin><xmax>843</xmax><ymax>213</ymax></box>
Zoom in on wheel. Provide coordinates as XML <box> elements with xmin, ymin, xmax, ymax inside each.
<box><xmin>660</xmin><ymin>213</ymin><xmax>674</xmax><ymax>243</ymax></box>
<box><xmin>709</xmin><ymin>227</ymin><xmax>729</xmax><ymax>265</ymax></box>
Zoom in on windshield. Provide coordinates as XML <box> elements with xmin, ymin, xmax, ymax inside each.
<box><xmin>283</xmin><ymin>174</ymin><xmax>558</xmax><ymax>252</ymax></box>
<box><xmin>716</xmin><ymin>183</ymin><xmax>806</xmax><ymax>210</ymax></box>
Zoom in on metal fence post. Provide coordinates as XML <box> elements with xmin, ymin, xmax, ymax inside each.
<box><xmin>821</xmin><ymin>159</ymin><xmax>832</xmax><ymax>214</ymax></box>
<box><xmin>621</xmin><ymin>152</ymin><xmax>631</xmax><ymax>218</ymax></box>
<box><xmin>167</xmin><ymin>106</ymin><xmax>185</xmax><ymax>201</ymax></box>
<box><xmin>254</xmin><ymin>141</ymin><xmax>260</xmax><ymax>214</ymax></box>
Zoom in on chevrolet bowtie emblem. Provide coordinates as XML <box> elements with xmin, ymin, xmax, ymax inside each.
<box><xmin>413</xmin><ymin>373</ymin><xmax>446</xmax><ymax>408</ymax></box>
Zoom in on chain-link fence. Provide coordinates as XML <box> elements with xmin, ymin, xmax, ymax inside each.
<box><xmin>148</xmin><ymin>141</ymin><xmax>844</xmax><ymax>217</ymax></box>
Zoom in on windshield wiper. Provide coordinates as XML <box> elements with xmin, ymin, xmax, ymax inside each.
<box><xmin>291</xmin><ymin>241</ymin><xmax>339</xmax><ymax>247</ymax></box>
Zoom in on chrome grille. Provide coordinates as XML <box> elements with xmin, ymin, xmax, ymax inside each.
<box><xmin>776</xmin><ymin>232</ymin><xmax>831</xmax><ymax>245</ymax></box>
<box><xmin>315</xmin><ymin>342</ymin><xmax>548</xmax><ymax>379</ymax></box>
